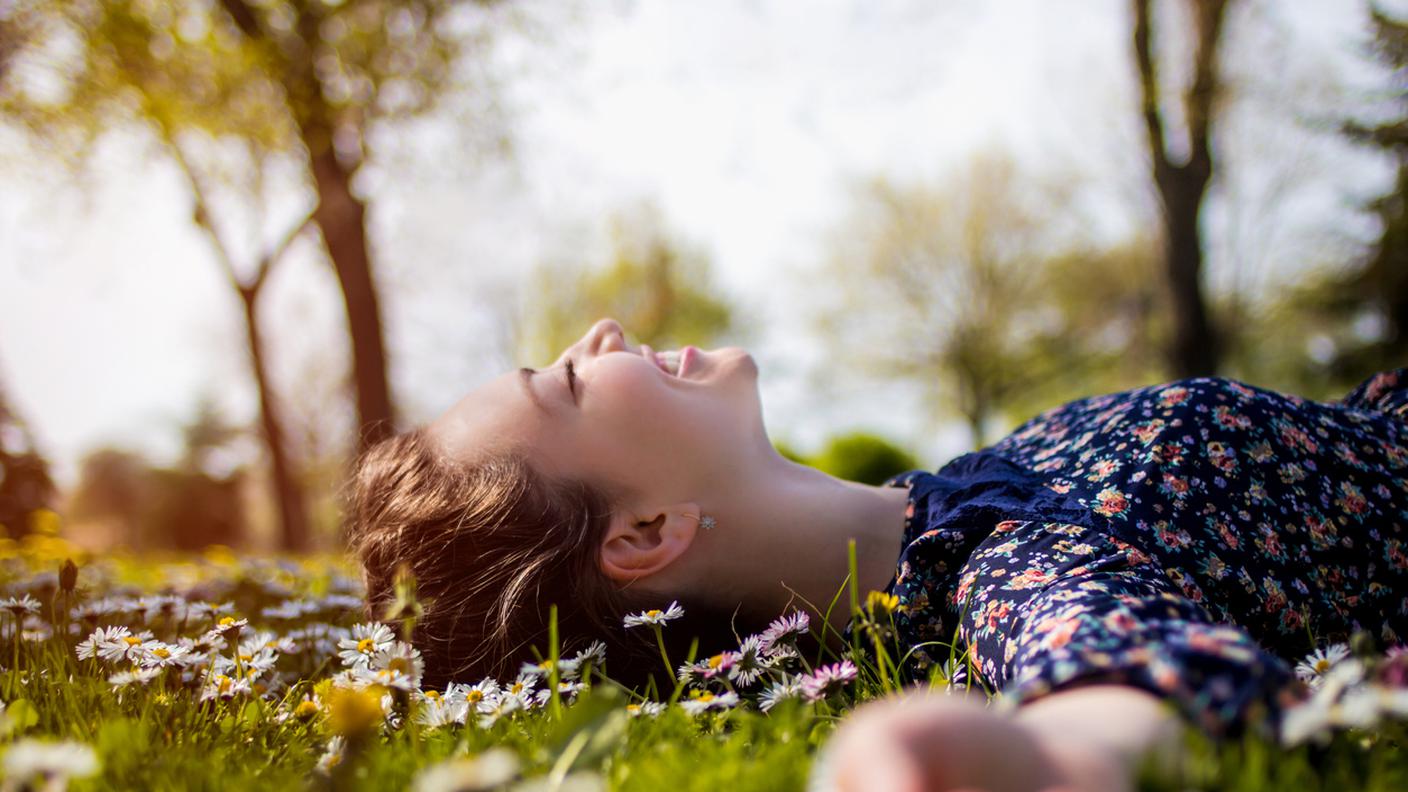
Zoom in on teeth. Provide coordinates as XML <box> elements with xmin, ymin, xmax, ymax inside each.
<box><xmin>658</xmin><ymin>350</ymin><xmax>681</xmax><ymax>376</ymax></box>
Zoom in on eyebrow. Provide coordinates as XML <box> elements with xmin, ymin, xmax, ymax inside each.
<box><xmin>518</xmin><ymin>367</ymin><xmax>550</xmax><ymax>414</ymax></box>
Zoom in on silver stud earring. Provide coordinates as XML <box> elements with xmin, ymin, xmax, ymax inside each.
<box><xmin>699</xmin><ymin>515</ymin><xmax>716</xmax><ymax>531</ymax></box>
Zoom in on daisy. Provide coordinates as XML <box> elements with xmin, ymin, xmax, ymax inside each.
<box><xmin>937</xmin><ymin>657</ymin><xmax>969</xmax><ymax>689</ymax></box>
<box><xmin>759</xmin><ymin>677</ymin><xmax>804</xmax><ymax>712</ymax></box>
<box><xmin>76</xmin><ymin>626</ymin><xmax>130</xmax><ymax>661</ymax></box>
<box><xmin>1295</xmin><ymin>643</ymin><xmax>1352</xmax><ymax>689</ymax></box>
<box><xmin>138</xmin><ymin>641</ymin><xmax>192</xmax><ymax>669</ymax></box>
<box><xmin>337</xmin><ymin>622</ymin><xmax>396</xmax><ymax>669</ymax></box>
<box><xmin>370</xmin><ymin>641</ymin><xmax>424</xmax><ymax>688</ymax></box>
<box><xmin>801</xmin><ymin>660</ymin><xmax>858</xmax><ymax>702</ymax></box>
<box><xmin>446</xmin><ymin>679</ymin><xmax>500</xmax><ymax>714</ymax></box>
<box><xmin>679</xmin><ymin>690</ymin><xmax>740</xmax><ymax>715</ymax></box>
<box><xmin>97</xmin><ymin>629</ymin><xmax>155</xmax><ymax>664</ymax></box>
<box><xmin>315</xmin><ymin>736</ymin><xmax>346</xmax><ymax>776</ymax></box>
<box><xmin>109</xmin><ymin>666</ymin><xmax>163</xmax><ymax>688</ymax></box>
<box><xmin>201</xmin><ymin>673</ymin><xmax>253</xmax><ymax>701</ymax></box>
<box><xmin>240</xmin><ymin>631</ymin><xmax>297</xmax><ymax>656</ymax></box>
<box><xmin>701</xmin><ymin>651</ymin><xmax>738</xmax><ymax>680</ymax></box>
<box><xmin>730</xmin><ymin>635</ymin><xmax>770</xmax><ymax>687</ymax></box>
<box><xmin>2</xmin><ymin>739</ymin><xmax>100</xmax><ymax>785</ymax></box>
<box><xmin>676</xmin><ymin>660</ymin><xmax>711</xmax><ymax>686</ymax></box>
<box><xmin>623</xmin><ymin>601</ymin><xmax>684</xmax><ymax>628</ymax></box>
<box><xmin>499</xmin><ymin>673</ymin><xmax>538</xmax><ymax>708</ymax></box>
<box><xmin>0</xmin><ymin>594</ymin><xmax>41</xmax><ymax>618</ymax></box>
<box><xmin>626</xmin><ymin>701</ymin><xmax>666</xmax><ymax>718</ymax></box>
<box><xmin>569</xmin><ymin>640</ymin><xmax>608</xmax><ymax>670</ymax></box>
<box><xmin>476</xmin><ymin>691</ymin><xmax>524</xmax><ymax>729</ymax></box>
<box><xmin>760</xmin><ymin>610</ymin><xmax>811</xmax><ymax>652</ymax></box>
<box><xmin>415</xmin><ymin>692</ymin><xmax>465</xmax><ymax>729</ymax></box>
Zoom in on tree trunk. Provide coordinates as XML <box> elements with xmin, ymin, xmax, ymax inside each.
<box><xmin>1158</xmin><ymin>171</ymin><xmax>1219</xmax><ymax>377</ymax></box>
<box><xmin>306</xmin><ymin>146</ymin><xmax>396</xmax><ymax>452</ymax></box>
<box><xmin>1132</xmin><ymin>0</ymin><xmax>1230</xmax><ymax>379</ymax></box>
<box><xmin>240</xmin><ymin>288</ymin><xmax>313</xmax><ymax>552</ymax></box>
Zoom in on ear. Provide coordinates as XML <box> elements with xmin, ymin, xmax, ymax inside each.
<box><xmin>599</xmin><ymin>502</ymin><xmax>701</xmax><ymax>584</ymax></box>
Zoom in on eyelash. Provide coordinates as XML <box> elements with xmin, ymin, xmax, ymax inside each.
<box><xmin>565</xmin><ymin>359</ymin><xmax>577</xmax><ymax>397</ymax></box>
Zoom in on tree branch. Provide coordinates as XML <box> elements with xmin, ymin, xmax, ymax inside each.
<box><xmin>1131</xmin><ymin>0</ymin><xmax>1170</xmax><ymax>182</ymax></box>
<box><xmin>252</xmin><ymin>209</ymin><xmax>317</xmax><ymax>295</ymax></box>
<box><xmin>1185</xmin><ymin>0</ymin><xmax>1231</xmax><ymax>179</ymax></box>
<box><xmin>166</xmin><ymin>134</ymin><xmax>246</xmax><ymax>295</ymax></box>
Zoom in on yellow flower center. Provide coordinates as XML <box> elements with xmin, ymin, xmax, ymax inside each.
<box><xmin>627</xmin><ymin>704</ymin><xmax>641</xmax><ymax>713</ymax></box>
<box><xmin>645</xmin><ymin>609</ymin><xmax>662</xmax><ymax>619</ymax></box>
<box><xmin>466</xmin><ymin>690</ymin><xmax>483</xmax><ymax>703</ymax></box>
<box><xmin>294</xmin><ymin>700</ymin><xmax>320</xmax><ymax>719</ymax></box>
<box><xmin>123</xmin><ymin>636</ymin><xmax>142</xmax><ymax>647</ymax></box>
<box><xmin>152</xmin><ymin>647</ymin><xmax>170</xmax><ymax>659</ymax></box>
<box><xmin>217</xmin><ymin>675</ymin><xmax>233</xmax><ymax>693</ymax></box>
<box><xmin>357</xmin><ymin>638</ymin><xmax>376</xmax><ymax>654</ymax></box>
<box><xmin>238</xmin><ymin>654</ymin><xmax>252</xmax><ymax>662</ymax></box>
<box><xmin>388</xmin><ymin>657</ymin><xmax>412</xmax><ymax>675</ymax></box>
<box><xmin>1316</xmin><ymin>659</ymin><xmax>1332</xmax><ymax>673</ymax></box>
<box><xmin>708</xmin><ymin>654</ymin><xmax>726</xmax><ymax>670</ymax></box>
<box><xmin>219</xmin><ymin>616</ymin><xmax>237</xmax><ymax>627</ymax></box>
<box><xmin>510</xmin><ymin>682</ymin><xmax>524</xmax><ymax>695</ymax></box>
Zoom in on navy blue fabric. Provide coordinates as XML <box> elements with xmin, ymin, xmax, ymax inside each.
<box><xmin>852</xmin><ymin>367</ymin><xmax>1408</xmax><ymax>739</ymax></box>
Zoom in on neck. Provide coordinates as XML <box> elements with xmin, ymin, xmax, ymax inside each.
<box><xmin>697</xmin><ymin>451</ymin><xmax>913</xmax><ymax>642</ymax></box>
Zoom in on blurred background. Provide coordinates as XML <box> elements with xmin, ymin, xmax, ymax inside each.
<box><xmin>0</xmin><ymin>0</ymin><xmax>1403</xmax><ymax>554</ymax></box>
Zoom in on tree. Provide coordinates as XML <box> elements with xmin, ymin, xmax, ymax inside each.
<box><xmin>0</xmin><ymin>373</ymin><xmax>54</xmax><ymax>539</ymax></box>
<box><xmin>1</xmin><ymin>0</ymin><xmax>512</xmax><ymax>457</ymax></box>
<box><xmin>2</xmin><ymin>0</ymin><xmax>511</xmax><ymax>548</ymax></box>
<box><xmin>807</xmin><ymin>432</ymin><xmax>919</xmax><ymax>487</ymax></box>
<box><xmin>514</xmin><ymin>202</ymin><xmax>740</xmax><ymax>363</ymax></box>
<box><xmin>1131</xmin><ymin>0</ymin><xmax>1236</xmax><ymax>377</ymax></box>
<box><xmin>810</xmin><ymin>153</ymin><xmax>1085</xmax><ymax>448</ymax></box>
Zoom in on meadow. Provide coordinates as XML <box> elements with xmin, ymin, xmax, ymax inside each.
<box><xmin>3</xmin><ymin>526</ymin><xmax>1408</xmax><ymax>792</ymax></box>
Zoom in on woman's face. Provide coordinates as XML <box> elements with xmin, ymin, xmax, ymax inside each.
<box><xmin>429</xmin><ymin>318</ymin><xmax>764</xmax><ymax>505</ymax></box>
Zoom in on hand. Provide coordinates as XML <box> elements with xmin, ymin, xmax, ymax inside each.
<box><xmin>817</xmin><ymin>690</ymin><xmax>1130</xmax><ymax>792</ymax></box>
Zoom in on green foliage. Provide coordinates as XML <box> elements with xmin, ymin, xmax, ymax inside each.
<box><xmin>810</xmin><ymin>152</ymin><xmax>1167</xmax><ymax>448</ymax></box>
<box><xmin>518</xmin><ymin>202</ymin><xmax>740</xmax><ymax>365</ymax></box>
<box><xmin>806</xmin><ymin>432</ymin><xmax>918</xmax><ymax>486</ymax></box>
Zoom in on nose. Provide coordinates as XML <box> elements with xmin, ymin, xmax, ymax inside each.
<box><xmin>588</xmin><ymin>318</ymin><xmax>628</xmax><ymax>355</ymax></box>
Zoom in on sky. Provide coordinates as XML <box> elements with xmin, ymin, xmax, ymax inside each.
<box><xmin>0</xmin><ymin>0</ymin><xmax>1402</xmax><ymax>485</ymax></box>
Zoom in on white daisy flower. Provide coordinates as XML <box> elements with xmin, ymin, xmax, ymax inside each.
<box><xmin>76</xmin><ymin>626</ymin><xmax>130</xmax><ymax>661</ymax></box>
<box><xmin>201</xmin><ymin>673</ymin><xmax>253</xmax><ymax>701</ymax></box>
<box><xmin>337</xmin><ymin>622</ymin><xmax>396</xmax><ymax>669</ymax></box>
<box><xmin>2</xmin><ymin>739</ymin><xmax>99</xmax><ymax>785</ymax></box>
<box><xmin>315</xmin><ymin>736</ymin><xmax>346</xmax><ymax>776</ymax></box>
<box><xmin>622</xmin><ymin>601</ymin><xmax>684</xmax><ymax>628</ymax></box>
<box><xmin>476</xmin><ymin>692</ymin><xmax>524</xmax><ymax>729</ymax></box>
<box><xmin>370</xmin><ymin>641</ymin><xmax>424</xmax><ymax>688</ymax></box>
<box><xmin>499</xmin><ymin>673</ymin><xmax>537</xmax><ymax>707</ymax></box>
<box><xmin>937</xmin><ymin>658</ymin><xmax>969</xmax><ymax>689</ymax></box>
<box><xmin>679</xmin><ymin>690</ymin><xmax>740</xmax><ymax>715</ymax></box>
<box><xmin>138</xmin><ymin>641</ymin><xmax>192</xmax><ymax>668</ymax></box>
<box><xmin>411</xmin><ymin>748</ymin><xmax>520</xmax><ymax>792</ymax></box>
<box><xmin>569</xmin><ymin>640</ymin><xmax>608</xmax><ymax>670</ymax></box>
<box><xmin>759</xmin><ymin>610</ymin><xmax>811</xmax><ymax>652</ymax></box>
<box><xmin>415</xmin><ymin>691</ymin><xmax>467</xmax><ymax>729</ymax></box>
<box><xmin>109</xmin><ymin>666</ymin><xmax>163</xmax><ymax>688</ymax></box>
<box><xmin>1295</xmin><ymin>643</ymin><xmax>1352</xmax><ymax>689</ymax></box>
<box><xmin>240</xmin><ymin>631</ymin><xmax>297</xmax><ymax>656</ymax></box>
<box><xmin>801</xmin><ymin>660</ymin><xmax>858</xmax><ymax>702</ymax></box>
<box><xmin>0</xmin><ymin>594</ymin><xmax>41</xmax><ymax>618</ymax></box>
<box><xmin>446</xmin><ymin>679</ymin><xmax>500</xmax><ymax>714</ymax></box>
<box><xmin>97</xmin><ymin>629</ymin><xmax>155</xmax><ymax>664</ymax></box>
<box><xmin>730</xmin><ymin>635</ymin><xmax>769</xmax><ymax>687</ymax></box>
<box><xmin>626</xmin><ymin>701</ymin><xmax>666</xmax><ymax>718</ymax></box>
<box><xmin>759</xmin><ymin>677</ymin><xmax>804</xmax><ymax>713</ymax></box>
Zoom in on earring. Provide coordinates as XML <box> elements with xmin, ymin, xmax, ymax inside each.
<box><xmin>699</xmin><ymin>515</ymin><xmax>716</xmax><ymax>531</ymax></box>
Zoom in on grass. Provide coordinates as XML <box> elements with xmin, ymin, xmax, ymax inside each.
<box><xmin>1</xmin><ymin>530</ymin><xmax>1406</xmax><ymax>791</ymax></box>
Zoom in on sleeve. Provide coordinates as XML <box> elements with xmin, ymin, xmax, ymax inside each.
<box><xmin>950</xmin><ymin>520</ymin><xmax>1300</xmax><ymax>740</ymax></box>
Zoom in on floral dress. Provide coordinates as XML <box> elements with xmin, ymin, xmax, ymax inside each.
<box><xmin>872</xmin><ymin>368</ymin><xmax>1408</xmax><ymax>739</ymax></box>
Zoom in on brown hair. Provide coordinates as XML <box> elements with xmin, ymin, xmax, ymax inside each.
<box><xmin>345</xmin><ymin>428</ymin><xmax>748</xmax><ymax>691</ymax></box>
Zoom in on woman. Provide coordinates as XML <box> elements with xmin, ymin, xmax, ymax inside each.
<box><xmin>348</xmin><ymin>317</ymin><xmax>1408</xmax><ymax>791</ymax></box>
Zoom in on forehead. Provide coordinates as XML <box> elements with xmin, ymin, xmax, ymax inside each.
<box><xmin>425</xmin><ymin>370</ymin><xmax>543</xmax><ymax>465</ymax></box>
